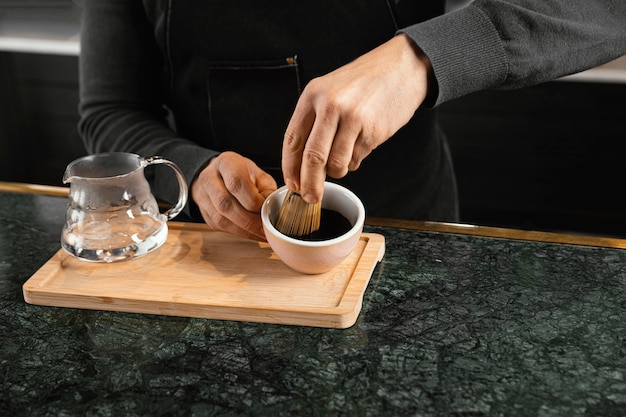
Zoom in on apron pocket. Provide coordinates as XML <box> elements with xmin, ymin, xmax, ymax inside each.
<box><xmin>206</xmin><ymin>56</ymin><xmax>301</xmax><ymax>171</ymax></box>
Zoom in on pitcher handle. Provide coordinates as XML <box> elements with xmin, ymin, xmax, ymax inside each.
<box><xmin>144</xmin><ymin>156</ymin><xmax>188</xmax><ymax>221</ymax></box>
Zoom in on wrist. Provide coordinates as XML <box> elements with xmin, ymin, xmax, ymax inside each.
<box><xmin>396</xmin><ymin>34</ymin><xmax>437</xmax><ymax>107</ymax></box>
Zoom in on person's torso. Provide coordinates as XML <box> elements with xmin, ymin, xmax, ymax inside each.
<box><xmin>143</xmin><ymin>0</ymin><xmax>455</xmax><ymax>220</ymax></box>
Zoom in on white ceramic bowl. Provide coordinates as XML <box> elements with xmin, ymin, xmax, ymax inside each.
<box><xmin>261</xmin><ymin>182</ymin><xmax>365</xmax><ymax>274</ymax></box>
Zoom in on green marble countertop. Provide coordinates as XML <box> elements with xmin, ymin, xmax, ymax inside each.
<box><xmin>1</xmin><ymin>190</ymin><xmax>625</xmax><ymax>416</ymax></box>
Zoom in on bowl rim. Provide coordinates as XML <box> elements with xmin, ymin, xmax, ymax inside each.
<box><xmin>261</xmin><ymin>182</ymin><xmax>365</xmax><ymax>247</ymax></box>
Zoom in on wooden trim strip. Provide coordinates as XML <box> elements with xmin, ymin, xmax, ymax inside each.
<box><xmin>2</xmin><ymin>181</ymin><xmax>625</xmax><ymax>249</ymax></box>
<box><xmin>0</xmin><ymin>181</ymin><xmax>69</xmax><ymax>197</ymax></box>
<box><xmin>365</xmin><ymin>217</ymin><xmax>626</xmax><ymax>249</ymax></box>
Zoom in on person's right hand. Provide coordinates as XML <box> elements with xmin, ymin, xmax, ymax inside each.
<box><xmin>281</xmin><ymin>34</ymin><xmax>433</xmax><ymax>204</ymax></box>
<box><xmin>191</xmin><ymin>151</ymin><xmax>277</xmax><ymax>241</ymax></box>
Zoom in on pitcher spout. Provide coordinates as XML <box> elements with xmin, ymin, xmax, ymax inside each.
<box><xmin>62</xmin><ymin>154</ymin><xmax>89</xmax><ymax>184</ymax></box>
<box><xmin>62</xmin><ymin>159</ymin><xmax>84</xmax><ymax>184</ymax></box>
<box><xmin>62</xmin><ymin>168</ymin><xmax>76</xmax><ymax>185</ymax></box>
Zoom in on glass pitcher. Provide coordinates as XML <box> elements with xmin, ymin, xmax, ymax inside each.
<box><xmin>61</xmin><ymin>152</ymin><xmax>188</xmax><ymax>262</ymax></box>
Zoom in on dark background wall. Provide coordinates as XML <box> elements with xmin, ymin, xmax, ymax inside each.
<box><xmin>439</xmin><ymin>81</ymin><xmax>626</xmax><ymax>237</ymax></box>
<box><xmin>1</xmin><ymin>51</ymin><xmax>625</xmax><ymax>237</ymax></box>
<box><xmin>0</xmin><ymin>52</ymin><xmax>85</xmax><ymax>185</ymax></box>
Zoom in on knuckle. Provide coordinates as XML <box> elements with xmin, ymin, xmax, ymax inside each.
<box><xmin>203</xmin><ymin>210</ymin><xmax>220</xmax><ymax>228</ymax></box>
<box><xmin>225</xmin><ymin>175</ymin><xmax>243</xmax><ymax>194</ymax></box>
<box><xmin>307</xmin><ymin>81</ymin><xmax>341</xmax><ymax>114</ymax></box>
<box><xmin>283</xmin><ymin>129</ymin><xmax>301</xmax><ymax>150</ymax></box>
<box><xmin>327</xmin><ymin>155</ymin><xmax>344</xmax><ymax>170</ymax></box>
<box><xmin>305</xmin><ymin>77</ymin><xmax>324</xmax><ymax>95</ymax></box>
<box><xmin>321</xmin><ymin>98</ymin><xmax>340</xmax><ymax>116</ymax></box>
<box><xmin>361</xmin><ymin>123</ymin><xmax>383</xmax><ymax>151</ymax></box>
<box><xmin>344</xmin><ymin>104</ymin><xmax>364</xmax><ymax>123</ymax></box>
<box><xmin>318</xmin><ymin>98</ymin><xmax>343</xmax><ymax>123</ymax></box>
<box><xmin>215</xmin><ymin>192</ymin><xmax>234</xmax><ymax>213</ymax></box>
<box><xmin>327</xmin><ymin>156</ymin><xmax>348</xmax><ymax>177</ymax></box>
<box><xmin>215</xmin><ymin>215</ymin><xmax>232</xmax><ymax>230</ymax></box>
<box><xmin>348</xmin><ymin>158</ymin><xmax>362</xmax><ymax>171</ymax></box>
<box><xmin>361</xmin><ymin>136</ymin><xmax>377</xmax><ymax>153</ymax></box>
<box><xmin>303</xmin><ymin>148</ymin><xmax>327</xmax><ymax>167</ymax></box>
<box><xmin>371</xmin><ymin>118</ymin><xmax>394</xmax><ymax>143</ymax></box>
<box><xmin>366</xmin><ymin>122</ymin><xmax>381</xmax><ymax>142</ymax></box>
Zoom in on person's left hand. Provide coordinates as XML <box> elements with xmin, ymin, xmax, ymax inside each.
<box><xmin>191</xmin><ymin>151</ymin><xmax>277</xmax><ymax>241</ymax></box>
<box><xmin>281</xmin><ymin>34</ymin><xmax>434</xmax><ymax>204</ymax></box>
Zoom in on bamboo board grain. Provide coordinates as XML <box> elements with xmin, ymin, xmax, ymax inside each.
<box><xmin>23</xmin><ymin>222</ymin><xmax>385</xmax><ymax>328</ymax></box>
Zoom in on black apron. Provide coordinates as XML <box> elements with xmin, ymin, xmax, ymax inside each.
<box><xmin>144</xmin><ymin>0</ymin><xmax>458</xmax><ymax>221</ymax></box>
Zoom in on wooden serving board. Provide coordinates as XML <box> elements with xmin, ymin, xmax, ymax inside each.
<box><xmin>23</xmin><ymin>222</ymin><xmax>385</xmax><ymax>328</ymax></box>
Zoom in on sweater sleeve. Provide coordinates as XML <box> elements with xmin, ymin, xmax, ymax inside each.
<box><xmin>78</xmin><ymin>0</ymin><xmax>217</xmax><ymax>218</ymax></box>
<box><xmin>399</xmin><ymin>0</ymin><xmax>626</xmax><ymax>106</ymax></box>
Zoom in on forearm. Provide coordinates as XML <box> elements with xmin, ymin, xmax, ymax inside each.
<box><xmin>79</xmin><ymin>0</ymin><xmax>172</xmax><ymax>154</ymax></box>
<box><xmin>400</xmin><ymin>0</ymin><xmax>626</xmax><ymax>106</ymax></box>
<box><xmin>78</xmin><ymin>0</ymin><xmax>217</xmax><ymax>211</ymax></box>
<box><xmin>78</xmin><ymin>103</ymin><xmax>217</xmax><ymax>210</ymax></box>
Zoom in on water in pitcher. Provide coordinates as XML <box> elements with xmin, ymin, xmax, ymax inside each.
<box><xmin>61</xmin><ymin>208</ymin><xmax>167</xmax><ymax>262</ymax></box>
<box><xmin>61</xmin><ymin>153</ymin><xmax>188</xmax><ymax>262</ymax></box>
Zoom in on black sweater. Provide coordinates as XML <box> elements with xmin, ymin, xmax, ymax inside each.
<box><xmin>78</xmin><ymin>0</ymin><xmax>626</xmax><ymax>222</ymax></box>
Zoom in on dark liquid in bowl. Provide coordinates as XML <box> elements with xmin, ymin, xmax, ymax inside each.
<box><xmin>289</xmin><ymin>208</ymin><xmax>352</xmax><ymax>241</ymax></box>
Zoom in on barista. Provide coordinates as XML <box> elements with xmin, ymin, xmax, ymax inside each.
<box><xmin>79</xmin><ymin>0</ymin><xmax>626</xmax><ymax>240</ymax></box>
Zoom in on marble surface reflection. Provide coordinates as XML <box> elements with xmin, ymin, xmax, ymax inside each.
<box><xmin>1</xmin><ymin>192</ymin><xmax>625</xmax><ymax>416</ymax></box>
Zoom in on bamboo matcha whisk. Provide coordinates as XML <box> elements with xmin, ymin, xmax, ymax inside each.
<box><xmin>275</xmin><ymin>191</ymin><xmax>322</xmax><ymax>237</ymax></box>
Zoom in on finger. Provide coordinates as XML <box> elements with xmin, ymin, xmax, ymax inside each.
<box><xmin>217</xmin><ymin>156</ymin><xmax>273</xmax><ymax>213</ymax></box>
<box><xmin>250</xmin><ymin>166</ymin><xmax>278</xmax><ymax>205</ymax></box>
<box><xmin>247</xmin><ymin>161</ymin><xmax>278</xmax><ymax>194</ymax></box>
<box><xmin>209</xmin><ymin>174</ymin><xmax>267</xmax><ymax>240</ymax></box>
<box><xmin>326</xmin><ymin>118</ymin><xmax>360</xmax><ymax>179</ymax></box>
<box><xmin>195</xmin><ymin>165</ymin><xmax>267</xmax><ymax>240</ymax></box>
<box><xmin>348</xmin><ymin>130</ymin><xmax>377</xmax><ymax>171</ymax></box>
<box><xmin>298</xmin><ymin>105</ymin><xmax>340</xmax><ymax>203</ymax></box>
<box><xmin>282</xmin><ymin>94</ymin><xmax>316</xmax><ymax>192</ymax></box>
<box><xmin>207</xmin><ymin>182</ymin><xmax>266</xmax><ymax>238</ymax></box>
<box><xmin>200</xmin><ymin>204</ymin><xmax>266</xmax><ymax>241</ymax></box>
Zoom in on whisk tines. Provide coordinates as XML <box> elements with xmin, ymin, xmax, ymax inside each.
<box><xmin>275</xmin><ymin>191</ymin><xmax>321</xmax><ymax>237</ymax></box>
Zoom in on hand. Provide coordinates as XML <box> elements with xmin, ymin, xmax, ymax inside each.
<box><xmin>191</xmin><ymin>151</ymin><xmax>277</xmax><ymax>241</ymax></box>
<box><xmin>281</xmin><ymin>34</ymin><xmax>434</xmax><ymax>203</ymax></box>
